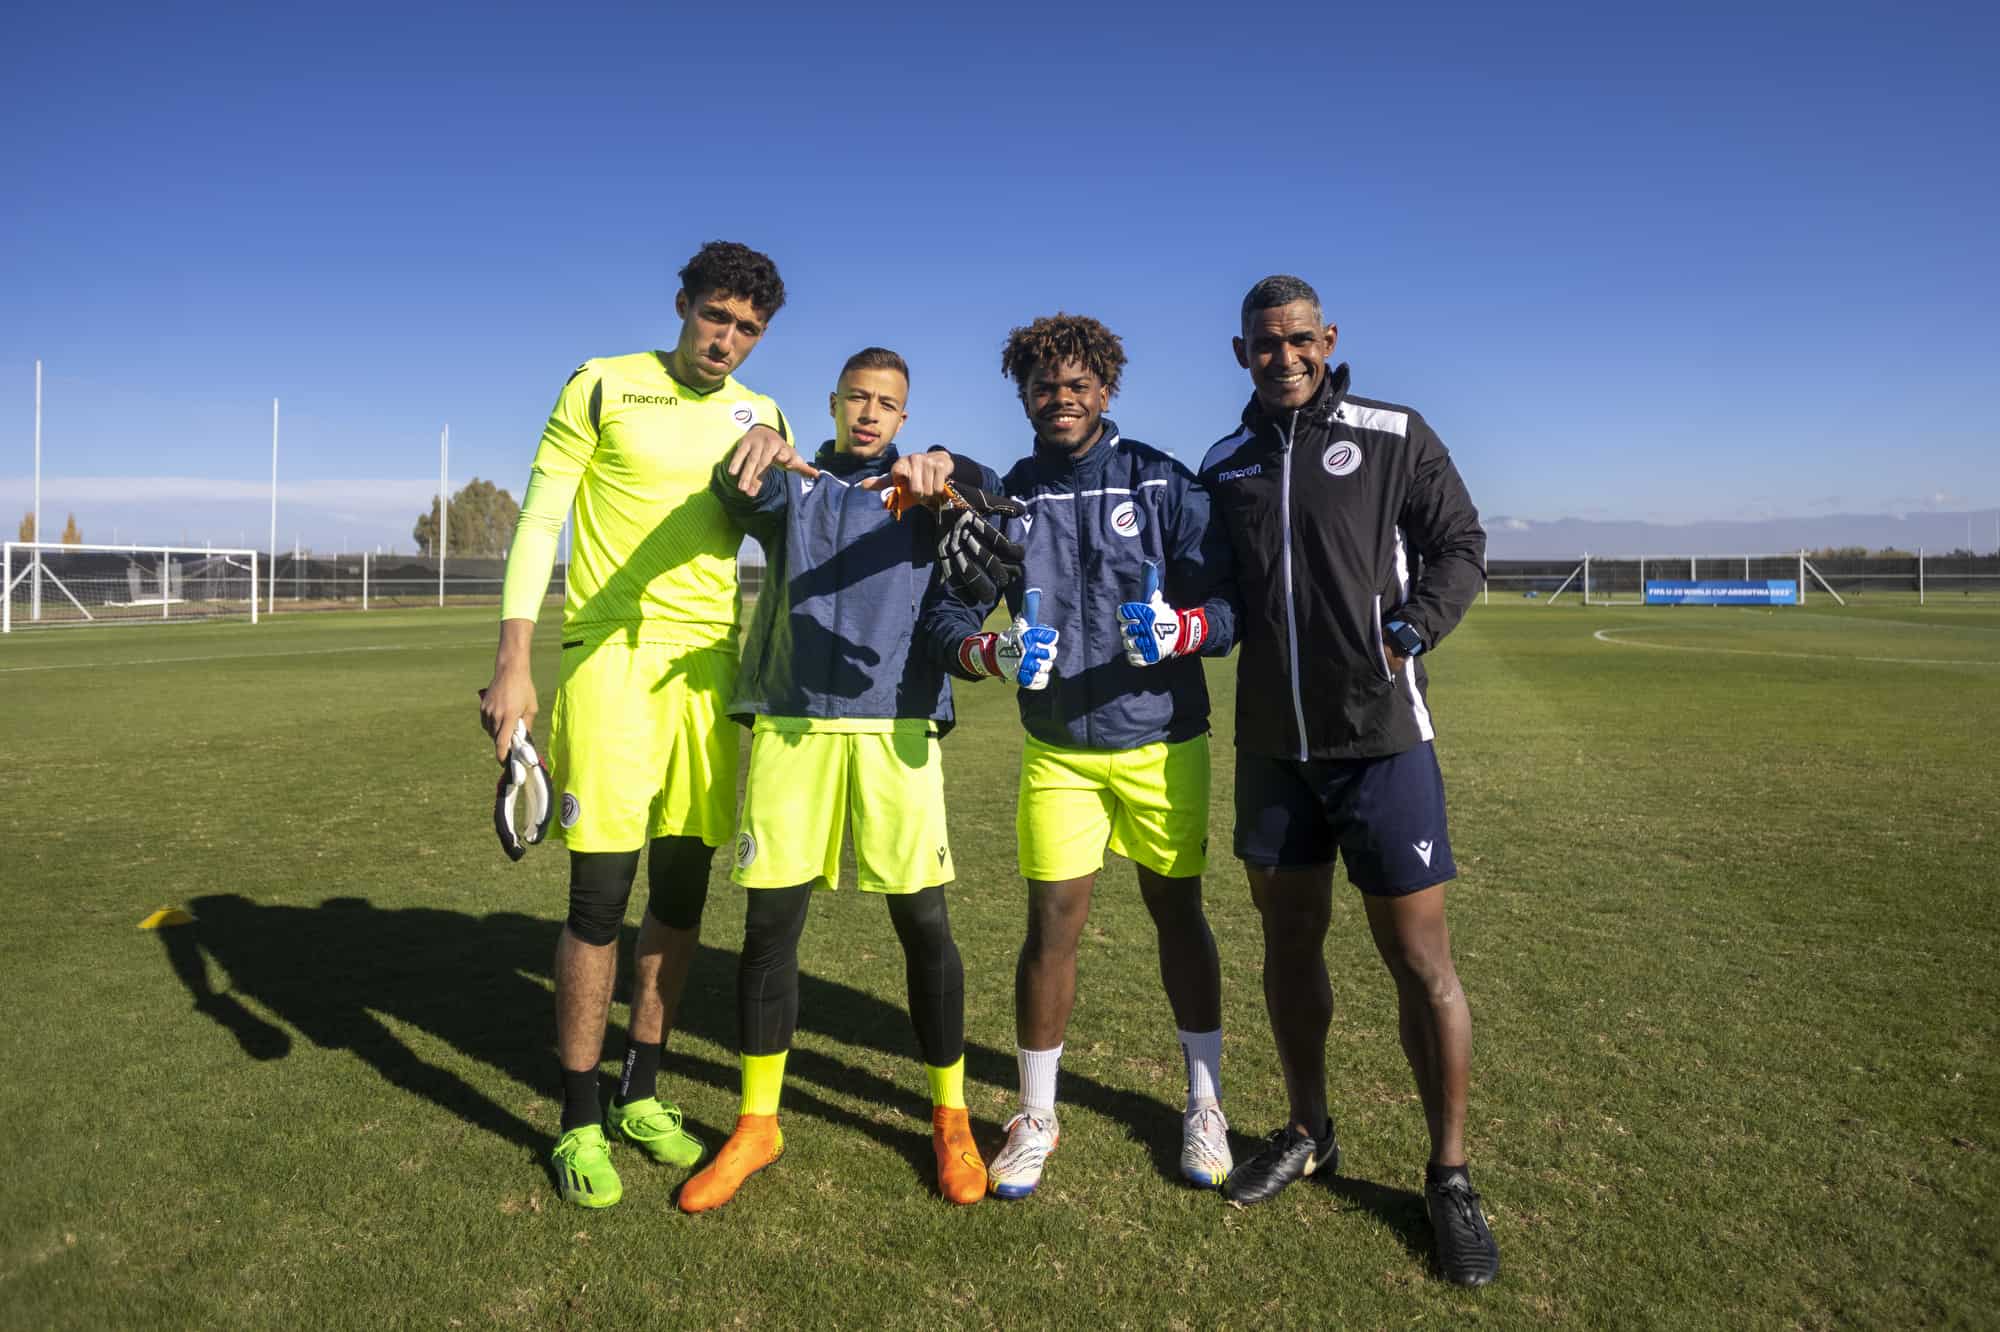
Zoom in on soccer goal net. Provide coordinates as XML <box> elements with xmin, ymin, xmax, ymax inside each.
<box><xmin>1566</xmin><ymin>554</ymin><xmax>1828</xmax><ymax>607</ymax></box>
<box><xmin>3</xmin><ymin>543</ymin><xmax>259</xmax><ymax>632</ymax></box>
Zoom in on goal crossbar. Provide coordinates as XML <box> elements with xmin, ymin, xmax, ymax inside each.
<box><xmin>4</xmin><ymin>542</ymin><xmax>260</xmax><ymax>632</ymax></box>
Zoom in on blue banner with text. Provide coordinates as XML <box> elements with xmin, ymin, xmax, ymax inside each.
<box><xmin>1644</xmin><ymin>580</ymin><xmax>1799</xmax><ymax>605</ymax></box>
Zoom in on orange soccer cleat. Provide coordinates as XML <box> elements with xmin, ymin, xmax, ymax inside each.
<box><xmin>932</xmin><ymin>1106</ymin><xmax>987</xmax><ymax>1206</ymax></box>
<box><xmin>678</xmin><ymin>1113</ymin><xmax>783</xmax><ymax>1214</ymax></box>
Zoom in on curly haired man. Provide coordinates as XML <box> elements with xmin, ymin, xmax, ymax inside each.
<box><xmin>919</xmin><ymin>314</ymin><xmax>1242</xmax><ymax>1199</ymax></box>
<box><xmin>480</xmin><ymin>240</ymin><xmax>796</xmax><ymax>1209</ymax></box>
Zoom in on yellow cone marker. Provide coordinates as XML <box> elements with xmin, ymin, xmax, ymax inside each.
<box><xmin>138</xmin><ymin>907</ymin><xmax>196</xmax><ymax>930</ymax></box>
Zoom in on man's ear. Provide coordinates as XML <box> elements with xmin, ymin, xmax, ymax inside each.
<box><xmin>1325</xmin><ymin>323</ymin><xmax>1339</xmax><ymax>354</ymax></box>
<box><xmin>1232</xmin><ymin>335</ymin><xmax>1249</xmax><ymax>369</ymax></box>
<box><xmin>674</xmin><ymin>288</ymin><xmax>689</xmax><ymax>319</ymax></box>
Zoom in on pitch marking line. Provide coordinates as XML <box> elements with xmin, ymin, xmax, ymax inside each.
<box><xmin>1591</xmin><ymin>626</ymin><xmax>2000</xmax><ymax>668</ymax></box>
<box><xmin>0</xmin><ymin>638</ymin><xmax>487</xmax><ymax>675</ymax></box>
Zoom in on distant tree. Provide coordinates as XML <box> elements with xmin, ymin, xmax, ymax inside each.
<box><xmin>1810</xmin><ymin>545</ymin><xmax>1869</xmax><ymax>559</ymax></box>
<box><xmin>60</xmin><ymin>513</ymin><xmax>81</xmax><ymax>545</ymax></box>
<box><xmin>1872</xmin><ymin>547</ymin><xmax>1914</xmax><ymax>559</ymax></box>
<box><xmin>16</xmin><ymin>511</ymin><xmax>32</xmax><ymax>542</ymax></box>
<box><xmin>413</xmin><ymin>478</ymin><xmax>519</xmax><ymax>557</ymax></box>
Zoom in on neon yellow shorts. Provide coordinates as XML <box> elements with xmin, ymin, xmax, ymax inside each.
<box><xmin>731</xmin><ymin>717</ymin><xmax>954</xmax><ymax>892</ymax></box>
<box><xmin>1016</xmin><ymin>734</ymin><xmax>1210</xmax><ymax>882</ymax></box>
<box><xmin>548</xmin><ymin>640</ymin><xmax>739</xmax><ymax>853</ymax></box>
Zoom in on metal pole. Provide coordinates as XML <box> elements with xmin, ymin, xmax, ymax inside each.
<box><xmin>294</xmin><ymin>536</ymin><xmax>300</xmax><ymax>602</ymax></box>
<box><xmin>161</xmin><ymin>549</ymin><xmax>170</xmax><ymax>619</ymax></box>
<box><xmin>31</xmin><ymin>360</ymin><xmax>42</xmax><ymax>621</ymax></box>
<box><xmin>362</xmin><ymin>550</ymin><xmax>369</xmax><ymax>611</ymax></box>
<box><xmin>268</xmin><ymin>398</ymin><xmax>279</xmax><ymax>614</ymax></box>
<box><xmin>1919</xmin><ymin>548</ymin><xmax>1925</xmax><ymax>605</ymax></box>
<box><xmin>250</xmin><ymin>551</ymin><xmax>259</xmax><ymax>624</ymax></box>
<box><xmin>437</xmin><ymin>424</ymin><xmax>448</xmax><ymax>608</ymax></box>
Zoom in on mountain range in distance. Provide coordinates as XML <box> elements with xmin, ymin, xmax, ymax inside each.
<box><xmin>1483</xmin><ymin>508</ymin><xmax>2000</xmax><ymax>560</ymax></box>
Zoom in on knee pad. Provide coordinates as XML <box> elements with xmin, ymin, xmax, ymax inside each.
<box><xmin>645</xmin><ymin>836</ymin><xmax>717</xmax><ymax>931</ymax></box>
<box><xmin>566</xmin><ymin>850</ymin><xmax>640</xmax><ymax>946</ymax></box>
<box><xmin>886</xmin><ymin>884</ymin><xmax>953</xmax><ymax>952</ymax></box>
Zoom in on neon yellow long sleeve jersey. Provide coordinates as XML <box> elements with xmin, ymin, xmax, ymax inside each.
<box><xmin>499</xmin><ymin>351</ymin><xmax>793</xmax><ymax>650</ymax></box>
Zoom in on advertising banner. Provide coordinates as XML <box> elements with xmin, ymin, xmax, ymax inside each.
<box><xmin>1644</xmin><ymin>580</ymin><xmax>1799</xmax><ymax>605</ymax></box>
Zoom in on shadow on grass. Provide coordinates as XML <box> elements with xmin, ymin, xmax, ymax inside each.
<box><xmin>158</xmin><ymin>893</ymin><xmax>1189</xmax><ymax>1189</ymax></box>
<box><xmin>1320</xmin><ymin>1172</ymin><xmax>1431</xmax><ymax>1264</ymax></box>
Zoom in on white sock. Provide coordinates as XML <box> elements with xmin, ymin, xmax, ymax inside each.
<box><xmin>1018</xmin><ymin>1044</ymin><xmax>1063</xmax><ymax>1117</ymax></box>
<box><xmin>1179</xmin><ymin>1028</ymin><xmax>1222</xmax><ymax>1110</ymax></box>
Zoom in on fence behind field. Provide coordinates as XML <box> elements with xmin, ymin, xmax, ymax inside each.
<box><xmin>1483</xmin><ymin>552</ymin><xmax>2000</xmax><ymax>605</ymax></box>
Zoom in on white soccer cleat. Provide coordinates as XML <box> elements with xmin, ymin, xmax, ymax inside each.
<box><xmin>987</xmin><ymin>1111</ymin><xmax>1059</xmax><ymax>1200</ymax></box>
<box><xmin>1181</xmin><ymin>1102</ymin><xmax>1233</xmax><ymax>1188</ymax></box>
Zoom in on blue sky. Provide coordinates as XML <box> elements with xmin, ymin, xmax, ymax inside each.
<box><xmin>3</xmin><ymin>1</ymin><xmax>1995</xmax><ymax>554</ymax></box>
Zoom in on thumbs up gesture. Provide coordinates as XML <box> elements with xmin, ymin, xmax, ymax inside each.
<box><xmin>959</xmin><ymin>588</ymin><xmax>1060</xmax><ymax>690</ymax></box>
<box><xmin>1118</xmin><ymin>561</ymin><xmax>1208</xmax><ymax>667</ymax></box>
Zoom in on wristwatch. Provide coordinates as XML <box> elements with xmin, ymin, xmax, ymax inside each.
<box><xmin>1384</xmin><ymin>619</ymin><xmax>1426</xmax><ymax>657</ymax></box>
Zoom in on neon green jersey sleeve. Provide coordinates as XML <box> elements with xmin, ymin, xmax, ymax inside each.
<box><xmin>499</xmin><ymin>365</ymin><xmax>597</xmax><ymax>622</ymax></box>
<box><xmin>501</xmin><ymin>352</ymin><xmax>792</xmax><ymax>647</ymax></box>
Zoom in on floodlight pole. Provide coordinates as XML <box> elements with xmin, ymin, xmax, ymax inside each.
<box><xmin>437</xmin><ymin>424</ymin><xmax>448</xmax><ymax>608</ymax></box>
<box><xmin>31</xmin><ymin>359</ymin><xmax>42</xmax><ymax>622</ymax></box>
<box><xmin>268</xmin><ymin>398</ymin><xmax>279</xmax><ymax>614</ymax></box>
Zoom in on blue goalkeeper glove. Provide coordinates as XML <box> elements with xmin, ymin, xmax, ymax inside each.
<box><xmin>957</xmin><ymin>587</ymin><xmax>1059</xmax><ymax>690</ymax></box>
<box><xmin>493</xmin><ymin>718</ymin><xmax>553</xmax><ymax>861</ymax></box>
<box><xmin>1118</xmin><ymin>561</ymin><xmax>1209</xmax><ymax>667</ymax></box>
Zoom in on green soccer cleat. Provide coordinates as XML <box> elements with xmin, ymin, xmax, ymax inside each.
<box><xmin>608</xmin><ymin>1097</ymin><xmax>706</xmax><ymax>1169</ymax></box>
<box><xmin>550</xmin><ymin>1124</ymin><xmax>623</xmax><ymax>1208</ymax></box>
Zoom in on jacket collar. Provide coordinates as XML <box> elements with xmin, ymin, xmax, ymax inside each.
<box><xmin>1026</xmin><ymin>417</ymin><xmax>1122</xmax><ymax>480</ymax></box>
<box><xmin>1241</xmin><ymin>363</ymin><xmax>1351</xmax><ymax>437</ymax></box>
<box><xmin>814</xmin><ymin>440</ymin><xmax>899</xmax><ymax>478</ymax></box>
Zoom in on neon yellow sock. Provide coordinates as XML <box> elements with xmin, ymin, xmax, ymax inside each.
<box><xmin>925</xmin><ymin>1056</ymin><xmax>966</xmax><ymax>1110</ymax></box>
<box><xmin>741</xmin><ymin>1051</ymin><xmax>788</xmax><ymax>1116</ymax></box>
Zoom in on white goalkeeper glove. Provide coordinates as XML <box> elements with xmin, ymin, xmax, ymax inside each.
<box><xmin>493</xmin><ymin>718</ymin><xmax>553</xmax><ymax>860</ymax></box>
<box><xmin>1117</xmin><ymin>561</ymin><xmax>1208</xmax><ymax>666</ymax></box>
<box><xmin>957</xmin><ymin>588</ymin><xmax>1059</xmax><ymax>690</ymax></box>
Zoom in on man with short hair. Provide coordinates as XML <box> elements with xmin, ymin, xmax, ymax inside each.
<box><xmin>920</xmin><ymin>313</ymin><xmax>1240</xmax><ymax>1200</ymax></box>
<box><xmin>1198</xmin><ymin>274</ymin><xmax>1499</xmax><ymax>1285</ymax></box>
<box><xmin>678</xmin><ymin>347</ymin><xmax>993</xmax><ymax>1212</ymax></box>
<box><xmin>480</xmin><ymin>240</ymin><xmax>795</xmax><ymax>1209</ymax></box>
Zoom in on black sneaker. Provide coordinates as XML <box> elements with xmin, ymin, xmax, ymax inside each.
<box><xmin>1426</xmin><ymin>1165</ymin><xmax>1500</xmax><ymax>1286</ymax></box>
<box><xmin>1221</xmin><ymin>1118</ymin><xmax>1339</xmax><ymax>1205</ymax></box>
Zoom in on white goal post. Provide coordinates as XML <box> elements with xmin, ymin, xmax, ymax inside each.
<box><xmin>1569</xmin><ymin>552</ymin><xmax>1843</xmax><ymax>607</ymax></box>
<box><xmin>3</xmin><ymin>543</ymin><xmax>260</xmax><ymax>633</ymax></box>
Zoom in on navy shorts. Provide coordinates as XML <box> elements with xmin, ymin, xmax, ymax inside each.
<box><xmin>1233</xmin><ymin>743</ymin><xmax>1456</xmax><ymax>896</ymax></box>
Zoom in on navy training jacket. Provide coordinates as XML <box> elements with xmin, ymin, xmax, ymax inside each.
<box><xmin>713</xmin><ymin>442</ymin><xmax>958</xmax><ymax>729</ymax></box>
<box><xmin>918</xmin><ymin>421</ymin><xmax>1238</xmax><ymax>751</ymax></box>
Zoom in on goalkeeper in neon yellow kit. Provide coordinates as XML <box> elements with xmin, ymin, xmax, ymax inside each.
<box><xmin>479</xmin><ymin>241</ymin><xmax>795</xmax><ymax>1209</ymax></box>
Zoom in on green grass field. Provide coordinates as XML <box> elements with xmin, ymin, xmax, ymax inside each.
<box><xmin>2</xmin><ymin>600</ymin><xmax>1996</xmax><ymax>1329</ymax></box>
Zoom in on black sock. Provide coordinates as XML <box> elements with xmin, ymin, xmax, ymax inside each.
<box><xmin>1427</xmin><ymin>1161</ymin><xmax>1471</xmax><ymax>1188</ymax></box>
<box><xmin>560</xmin><ymin>1065</ymin><xmax>601</xmax><ymax>1133</ymax></box>
<box><xmin>617</xmin><ymin>1041</ymin><xmax>661</xmax><ymax>1105</ymax></box>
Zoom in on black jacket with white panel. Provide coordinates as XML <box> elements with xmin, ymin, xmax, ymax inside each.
<box><xmin>1198</xmin><ymin>363</ymin><xmax>1485</xmax><ymax>762</ymax></box>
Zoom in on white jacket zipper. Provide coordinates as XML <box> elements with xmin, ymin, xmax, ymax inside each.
<box><xmin>1279</xmin><ymin>411</ymin><xmax>1309</xmax><ymax>761</ymax></box>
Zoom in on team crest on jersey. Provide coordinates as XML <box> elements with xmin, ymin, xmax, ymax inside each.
<box><xmin>735</xmin><ymin>832</ymin><xmax>757</xmax><ymax>867</ymax></box>
<box><xmin>1110</xmin><ymin>500</ymin><xmax>1143</xmax><ymax>537</ymax></box>
<box><xmin>731</xmin><ymin>404</ymin><xmax>756</xmax><ymax>427</ymax></box>
<box><xmin>1322</xmin><ymin>441</ymin><xmax>1362</xmax><ymax>477</ymax></box>
<box><xmin>560</xmin><ymin>793</ymin><xmax>581</xmax><ymax>828</ymax></box>
<box><xmin>800</xmin><ymin>476</ymin><xmax>816</xmax><ymax>496</ymax></box>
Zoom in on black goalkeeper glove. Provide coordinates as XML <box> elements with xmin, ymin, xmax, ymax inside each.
<box><xmin>935</xmin><ymin>483</ymin><xmax>1027</xmax><ymax>604</ymax></box>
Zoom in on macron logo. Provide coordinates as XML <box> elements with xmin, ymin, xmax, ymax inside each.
<box><xmin>1217</xmin><ymin>464</ymin><xmax>1262</xmax><ymax>482</ymax></box>
<box><xmin>1413</xmin><ymin>839</ymin><xmax>1434</xmax><ymax>867</ymax></box>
